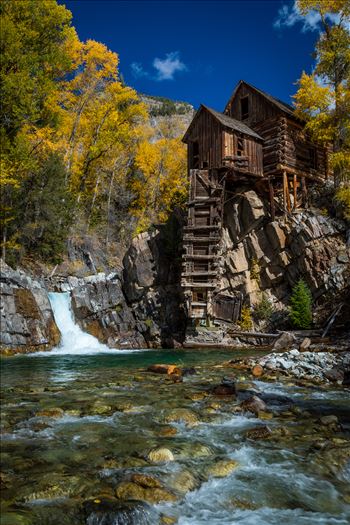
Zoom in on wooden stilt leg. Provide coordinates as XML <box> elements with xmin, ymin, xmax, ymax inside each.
<box><xmin>268</xmin><ymin>179</ymin><xmax>275</xmax><ymax>221</ymax></box>
<box><xmin>301</xmin><ymin>176</ymin><xmax>307</xmax><ymax>208</ymax></box>
<box><xmin>283</xmin><ymin>171</ymin><xmax>287</xmax><ymax>213</ymax></box>
<box><xmin>293</xmin><ymin>174</ymin><xmax>297</xmax><ymax>210</ymax></box>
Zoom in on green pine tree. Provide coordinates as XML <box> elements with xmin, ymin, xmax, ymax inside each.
<box><xmin>289</xmin><ymin>279</ymin><xmax>313</xmax><ymax>329</ymax></box>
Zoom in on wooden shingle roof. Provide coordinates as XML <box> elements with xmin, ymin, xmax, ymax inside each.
<box><xmin>183</xmin><ymin>104</ymin><xmax>263</xmax><ymax>142</ymax></box>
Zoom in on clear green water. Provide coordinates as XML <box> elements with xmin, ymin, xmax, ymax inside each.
<box><xmin>1</xmin><ymin>349</ymin><xmax>350</xmax><ymax>525</ymax></box>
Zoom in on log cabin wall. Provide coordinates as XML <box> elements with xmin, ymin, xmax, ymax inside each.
<box><xmin>226</xmin><ymin>84</ymin><xmax>329</xmax><ymax>180</ymax></box>
<box><xmin>281</xmin><ymin>118</ymin><xmax>328</xmax><ymax>179</ymax></box>
<box><xmin>253</xmin><ymin>116</ymin><xmax>282</xmax><ymax>175</ymax></box>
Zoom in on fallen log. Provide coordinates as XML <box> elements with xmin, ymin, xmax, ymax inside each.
<box><xmin>227</xmin><ymin>331</ymin><xmax>279</xmax><ymax>338</ymax></box>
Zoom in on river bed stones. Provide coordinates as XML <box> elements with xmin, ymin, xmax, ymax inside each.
<box><xmin>319</xmin><ymin>415</ymin><xmax>339</xmax><ymax>426</ymax></box>
<box><xmin>240</xmin><ymin>395</ymin><xmax>267</xmax><ymax>415</ymax></box>
<box><xmin>115</xmin><ymin>480</ymin><xmax>176</xmax><ymax>504</ymax></box>
<box><xmin>35</xmin><ymin>407</ymin><xmax>64</xmax><ymax>418</ymax></box>
<box><xmin>147</xmin><ymin>447</ymin><xmax>174</xmax><ymax>463</ymax></box>
<box><xmin>163</xmin><ymin>408</ymin><xmax>199</xmax><ymax>426</ymax></box>
<box><xmin>252</xmin><ymin>364</ymin><xmax>264</xmax><ymax>377</ymax></box>
<box><xmin>205</xmin><ymin>459</ymin><xmax>240</xmax><ymax>478</ymax></box>
<box><xmin>147</xmin><ymin>364</ymin><xmax>181</xmax><ymax>376</ymax></box>
<box><xmin>166</xmin><ymin>469</ymin><xmax>198</xmax><ymax>495</ymax></box>
<box><xmin>245</xmin><ymin>425</ymin><xmax>272</xmax><ymax>440</ymax></box>
<box><xmin>83</xmin><ymin>497</ymin><xmax>153</xmax><ymax>525</ymax></box>
<box><xmin>211</xmin><ymin>376</ymin><xmax>236</xmax><ymax>396</ymax></box>
<box><xmin>246</xmin><ymin>349</ymin><xmax>349</xmax><ymax>384</ymax></box>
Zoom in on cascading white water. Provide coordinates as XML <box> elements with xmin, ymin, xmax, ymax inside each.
<box><xmin>47</xmin><ymin>292</ymin><xmax>114</xmax><ymax>355</ymax></box>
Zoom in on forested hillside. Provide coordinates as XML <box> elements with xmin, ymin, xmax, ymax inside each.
<box><xmin>0</xmin><ymin>0</ymin><xmax>192</xmax><ymax>268</ymax></box>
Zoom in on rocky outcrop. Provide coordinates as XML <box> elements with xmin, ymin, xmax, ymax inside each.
<box><xmin>122</xmin><ymin>218</ymin><xmax>187</xmax><ymax>347</ymax></box>
<box><xmin>220</xmin><ymin>187</ymin><xmax>350</xmax><ymax>325</ymax></box>
<box><xmin>0</xmin><ymin>260</ymin><xmax>60</xmax><ymax>355</ymax></box>
<box><xmin>59</xmin><ymin>272</ymin><xmax>147</xmax><ymax>349</ymax></box>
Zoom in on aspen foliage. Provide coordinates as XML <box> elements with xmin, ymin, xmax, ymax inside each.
<box><xmin>0</xmin><ymin>0</ymin><xmax>187</xmax><ymax>263</ymax></box>
<box><xmin>294</xmin><ymin>0</ymin><xmax>350</xmax><ymax>215</ymax></box>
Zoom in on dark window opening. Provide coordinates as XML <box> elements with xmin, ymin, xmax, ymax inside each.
<box><xmin>193</xmin><ymin>291</ymin><xmax>207</xmax><ymax>302</ymax></box>
<box><xmin>309</xmin><ymin>147</ymin><xmax>317</xmax><ymax>169</ymax></box>
<box><xmin>202</xmin><ymin>160</ymin><xmax>208</xmax><ymax>168</ymax></box>
<box><xmin>237</xmin><ymin>137</ymin><xmax>244</xmax><ymax>156</ymax></box>
<box><xmin>240</xmin><ymin>96</ymin><xmax>249</xmax><ymax>119</ymax></box>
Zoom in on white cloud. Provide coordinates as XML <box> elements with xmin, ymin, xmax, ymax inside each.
<box><xmin>130</xmin><ymin>52</ymin><xmax>188</xmax><ymax>81</ymax></box>
<box><xmin>153</xmin><ymin>51</ymin><xmax>187</xmax><ymax>81</ymax></box>
<box><xmin>273</xmin><ymin>1</ymin><xmax>344</xmax><ymax>33</ymax></box>
<box><xmin>131</xmin><ymin>62</ymin><xmax>148</xmax><ymax>78</ymax></box>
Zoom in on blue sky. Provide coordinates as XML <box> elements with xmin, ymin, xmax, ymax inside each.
<box><xmin>62</xmin><ymin>0</ymin><xmax>321</xmax><ymax>110</ymax></box>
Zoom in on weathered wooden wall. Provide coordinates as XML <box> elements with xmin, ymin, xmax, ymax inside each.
<box><xmin>222</xmin><ymin>131</ymin><xmax>263</xmax><ymax>176</ymax></box>
<box><xmin>187</xmin><ymin>109</ymin><xmax>223</xmax><ymax>170</ymax></box>
<box><xmin>225</xmin><ymin>83</ymin><xmax>279</xmax><ymax>126</ymax></box>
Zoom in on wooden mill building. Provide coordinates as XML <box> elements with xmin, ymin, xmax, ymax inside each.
<box><xmin>181</xmin><ymin>80</ymin><xmax>330</xmax><ymax>323</ymax></box>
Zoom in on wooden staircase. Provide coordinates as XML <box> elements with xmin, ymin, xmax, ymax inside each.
<box><xmin>181</xmin><ymin>169</ymin><xmax>225</xmax><ymax>320</ymax></box>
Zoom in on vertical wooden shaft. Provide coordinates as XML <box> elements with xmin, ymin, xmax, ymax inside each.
<box><xmin>293</xmin><ymin>174</ymin><xmax>297</xmax><ymax>210</ymax></box>
<box><xmin>283</xmin><ymin>171</ymin><xmax>288</xmax><ymax>213</ymax></box>
<box><xmin>301</xmin><ymin>176</ymin><xmax>308</xmax><ymax>207</ymax></box>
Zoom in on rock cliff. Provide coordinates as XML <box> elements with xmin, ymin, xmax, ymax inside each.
<box><xmin>0</xmin><ymin>260</ymin><xmax>60</xmax><ymax>355</ymax></box>
<box><xmin>1</xmin><ymin>189</ymin><xmax>349</xmax><ymax>354</ymax></box>
<box><xmin>219</xmin><ymin>186</ymin><xmax>350</xmax><ymax>328</ymax></box>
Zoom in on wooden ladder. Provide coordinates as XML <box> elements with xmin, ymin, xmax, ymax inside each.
<box><xmin>181</xmin><ymin>169</ymin><xmax>225</xmax><ymax>320</ymax></box>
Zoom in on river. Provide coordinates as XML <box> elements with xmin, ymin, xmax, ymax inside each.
<box><xmin>1</xmin><ymin>294</ymin><xmax>349</xmax><ymax>524</ymax></box>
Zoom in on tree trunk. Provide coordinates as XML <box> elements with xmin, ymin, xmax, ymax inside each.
<box><xmin>105</xmin><ymin>170</ymin><xmax>116</xmax><ymax>250</ymax></box>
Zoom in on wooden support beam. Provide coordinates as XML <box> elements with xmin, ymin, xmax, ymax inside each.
<box><xmin>286</xmin><ymin>177</ymin><xmax>292</xmax><ymax>213</ymax></box>
<box><xmin>301</xmin><ymin>176</ymin><xmax>307</xmax><ymax>207</ymax></box>
<box><xmin>268</xmin><ymin>179</ymin><xmax>275</xmax><ymax>221</ymax></box>
<box><xmin>283</xmin><ymin>171</ymin><xmax>288</xmax><ymax>213</ymax></box>
<box><xmin>293</xmin><ymin>174</ymin><xmax>297</xmax><ymax>210</ymax></box>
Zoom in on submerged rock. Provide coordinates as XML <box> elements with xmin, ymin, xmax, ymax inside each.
<box><xmin>164</xmin><ymin>408</ymin><xmax>199</xmax><ymax>426</ymax></box>
<box><xmin>166</xmin><ymin>469</ymin><xmax>198</xmax><ymax>494</ymax></box>
<box><xmin>130</xmin><ymin>474</ymin><xmax>162</xmax><ymax>489</ymax></box>
<box><xmin>115</xmin><ymin>481</ymin><xmax>176</xmax><ymax>504</ymax></box>
<box><xmin>36</xmin><ymin>408</ymin><xmax>64</xmax><ymax>418</ymax></box>
<box><xmin>245</xmin><ymin>425</ymin><xmax>272</xmax><ymax>440</ymax></box>
<box><xmin>83</xmin><ymin>497</ymin><xmax>153</xmax><ymax>525</ymax></box>
<box><xmin>212</xmin><ymin>377</ymin><xmax>236</xmax><ymax>396</ymax></box>
<box><xmin>147</xmin><ymin>364</ymin><xmax>181</xmax><ymax>376</ymax></box>
<box><xmin>240</xmin><ymin>395</ymin><xmax>267</xmax><ymax>415</ymax></box>
<box><xmin>206</xmin><ymin>459</ymin><xmax>240</xmax><ymax>478</ymax></box>
<box><xmin>319</xmin><ymin>415</ymin><xmax>339</xmax><ymax>426</ymax></box>
<box><xmin>147</xmin><ymin>447</ymin><xmax>174</xmax><ymax>463</ymax></box>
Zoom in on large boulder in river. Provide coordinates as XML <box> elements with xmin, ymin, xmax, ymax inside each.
<box><xmin>0</xmin><ymin>260</ymin><xmax>60</xmax><ymax>355</ymax></box>
<box><xmin>272</xmin><ymin>332</ymin><xmax>296</xmax><ymax>352</ymax></box>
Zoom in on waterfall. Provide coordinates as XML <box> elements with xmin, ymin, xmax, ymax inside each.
<box><xmin>47</xmin><ymin>292</ymin><xmax>113</xmax><ymax>355</ymax></box>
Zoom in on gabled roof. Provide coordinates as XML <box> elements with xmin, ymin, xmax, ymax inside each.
<box><xmin>183</xmin><ymin>104</ymin><xmax>263</xmax><ymax>143</ymax></box>
<box><xmin>224</xmin><ymin>80</ymin><xmax>296</xmax><ymax>118</ymax></box>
